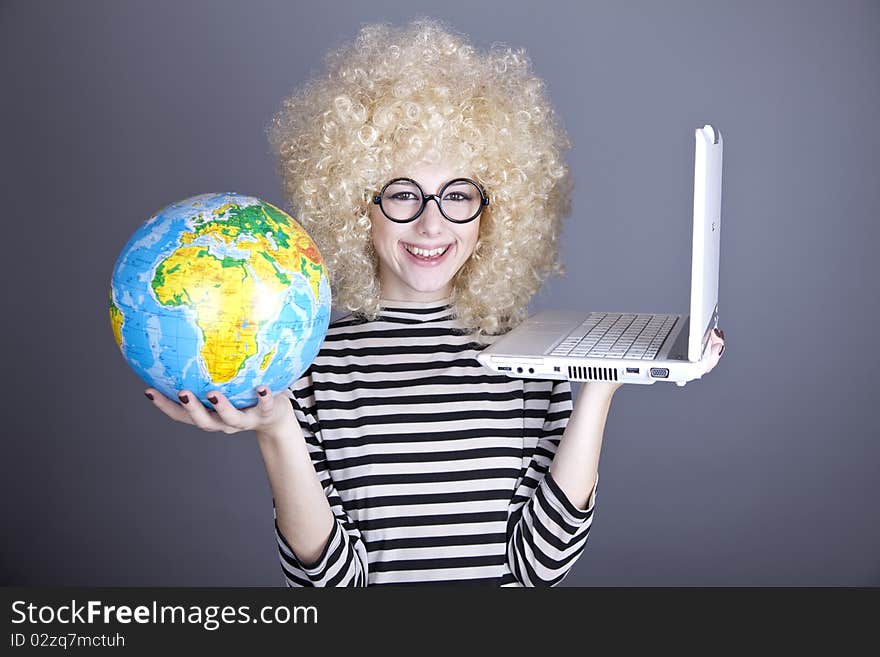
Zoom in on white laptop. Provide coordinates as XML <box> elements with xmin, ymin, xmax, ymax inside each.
<box><xmin>477</xmin><ymin>124</ymin><xmax>723</xmax><ymax>387</ymax></box>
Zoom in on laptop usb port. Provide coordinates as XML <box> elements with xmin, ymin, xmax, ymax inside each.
<box><xmin>497</xmin><ymin>366</ymin><xmax>511</xmax><ymax>371</ymax></box>
<box><xmin>625</xmin><ymin>367</ymin><xmax>640</xmax><ymax>374</ymax></box>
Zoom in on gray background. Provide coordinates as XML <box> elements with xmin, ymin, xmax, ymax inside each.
<box><xmin>1</xmin><ymin>0</ymin><xmax>877</xmax><ymax>586</ymax></box>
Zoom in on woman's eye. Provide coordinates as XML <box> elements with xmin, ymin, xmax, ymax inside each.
<box><xmin>391</xmin><ymin>192</ymin><xmax>418</xmax><ymax>201</ymax></box>
<box><xmin>444</xmin><ymin>192</ymin><xmax>470</xmax><ymax>202</ymax></box>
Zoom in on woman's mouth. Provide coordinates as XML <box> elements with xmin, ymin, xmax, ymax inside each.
<box><xmin>400</xmin><ymin>241</ymin><xmax>453</xmax><ymax>266</ymax></box>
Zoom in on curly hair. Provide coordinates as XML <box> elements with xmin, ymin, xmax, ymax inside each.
<box><xmin>266</xmin><ymin>17</ymin><xmax>572</xmax><ymax>340</ymax></box>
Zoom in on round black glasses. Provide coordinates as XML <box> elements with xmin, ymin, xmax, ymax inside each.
<box><xmin>372</xmin><ymin>177</ymin><xmax>490</xmax><ymax>224</ymax></box>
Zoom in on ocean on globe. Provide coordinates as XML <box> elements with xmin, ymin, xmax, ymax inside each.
<box><xmin>109</xmin><ymin>192</ymin><xmax>331</xmax><ymax>409</ymax></box>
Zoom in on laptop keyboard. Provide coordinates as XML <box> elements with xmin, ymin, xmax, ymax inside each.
<box><xmin>547</xmin><ymin>312</ymin><xmax>679</xmax><ymax>360</ymax></box>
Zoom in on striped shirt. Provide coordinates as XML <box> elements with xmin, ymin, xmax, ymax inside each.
<box><xmin>274</xmin><ymin>297</ymin><xmax>598</xmax><ymax>586</ymax></box>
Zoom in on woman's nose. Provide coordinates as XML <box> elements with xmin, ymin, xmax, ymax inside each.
<box><xmin>417</xmin><ymin>197</ymin><xmax>445</xmax><ymax>234</ymax></box>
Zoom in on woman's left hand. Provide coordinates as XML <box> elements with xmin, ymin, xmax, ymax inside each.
<box><xmin>701</xmin><ymin>327</ymin><xmax>726</xmax><ymax>377</ymax></box>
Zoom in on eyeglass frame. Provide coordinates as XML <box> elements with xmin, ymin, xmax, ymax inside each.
<box><xmin>369</xmin><ymin>177</ymin><xmax>490</xmax><ymax>224</ymax></box>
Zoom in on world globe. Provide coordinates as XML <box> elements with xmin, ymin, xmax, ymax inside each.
<box><xmin>109</xmin><ymin>192</ymin><xmax>331</xmax><ymax>409</ymax></box>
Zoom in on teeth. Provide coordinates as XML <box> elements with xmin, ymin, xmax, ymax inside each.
<box><xmin>404</xmin><ymin>243</ymin><xmax>449</xmax><ymax>257</ymax></box>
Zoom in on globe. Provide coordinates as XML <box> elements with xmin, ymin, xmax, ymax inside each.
<box><xmin>109</xmin><ymin>192</ymin><xmax>331</xmax><ymax>409</ymax></box>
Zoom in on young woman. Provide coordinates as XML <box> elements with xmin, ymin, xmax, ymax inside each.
<box><xmin>146</xmin><ymin>19</ymin><xmax>725</xmax><ymax>586</ymax></box>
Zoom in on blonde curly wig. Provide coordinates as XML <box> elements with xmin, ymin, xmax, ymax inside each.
<box><xmin>266</xmin><ymin>17</ymin><xmax>572</xmax><ymax>340</ymax></box>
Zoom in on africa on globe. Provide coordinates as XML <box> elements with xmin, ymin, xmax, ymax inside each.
<box><xmin>109</xmin><ymin>193</ymin><xmax>331</xmax><ymax>409</ymax></box>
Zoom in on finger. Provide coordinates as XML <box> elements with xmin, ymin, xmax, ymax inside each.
<box><xmin>204</xmin><ymin>390</ymin><xmax>250</xmax><ymax>433</ymax></box>
<box><xmin>178</xmin><ymin>389</ymin><xmax>229</xmax><ymax>433</ymax></box>
<box><xmin>713</xmin><ymin>327</ymin><xmax>726</xmax><ymax>358</ymax></box>
<box><xmin>235</xmin><ymin>386</ymin><xmax>278</xmax><ymax>430</ymax></box>
<box><xmin>703</xmin><ymin>341</ymin><xmax>725</xmax><ymax>374</ymax></box>
<box><xmin>707</xmin><ymin>329</ymin><xmax>725</xmax><ymax>354</ymax></box>
<box><xmin>145</xmin><ymin>388</ymin><xmax>194</xmax><ymax>425</ymax></box>
<box><xmin>254</xmin><ymin>386</ymin><xmax>275</xmax><ymax>419</ymax></box>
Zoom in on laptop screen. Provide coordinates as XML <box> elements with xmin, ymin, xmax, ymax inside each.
<box><xmin>688</xmin><ymin>125</ymin><xmax>723</xmax><ymax>362</ymax></box>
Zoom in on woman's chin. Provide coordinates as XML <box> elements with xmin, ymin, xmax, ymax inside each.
<box><xmin>406</xmin><ymin>279</ymin><xmax>453</xmax><ymax>295</ymax></box>
<box><xmin>389</xmin><ymin>271</ymin><xmax>454</xmax><ymax>298</ymax></box>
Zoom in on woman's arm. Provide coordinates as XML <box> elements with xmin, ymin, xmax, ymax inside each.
<box><xmin>255</xmin><ymin>414</ymin><xmax>336</xmax><ymax>567</ymax></box>
<box><xmin>550</xmin><ymin>328</ymin><xmax>727</xmax><ymax>509</ymax></box>
<box><xmin>505</xmin><ymin>378</ymin><xmax>594</xmax><ymax>586</ymax></box>
<box><xmin>549</xmin><ymin>381</ymin><xmax>619</xmax><ymax>509</ymax></box>
<box><xmin>266</xmin><ymin>387</ymin><xmax>370</xmax><ymax>587</ymax></box>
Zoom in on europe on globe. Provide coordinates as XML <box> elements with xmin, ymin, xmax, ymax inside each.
<box><xmin>109</xmin><ymin>193</ymin><xmax>331</xmax><ymax>409</ymax></box>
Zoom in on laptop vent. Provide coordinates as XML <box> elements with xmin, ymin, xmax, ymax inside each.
<box><xmin>567</xmin><ymin>366</ymin><xmax>619</xmax><ymax>382</ymax></box>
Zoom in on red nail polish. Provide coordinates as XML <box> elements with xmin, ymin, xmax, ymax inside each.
<box><xmin>208</xmin><ymin>395</ymin><xmax>218</xmax><ymax>405</ymax></box>
<box><xmin>719</xmin><ymin>345</ymin><xmax>725</xmax><ymax>355</ymax></box>
<box><xmin>258</xmin><ymin>389</ymin><xmax>268</xmax><ymax>397</ymax></box>
<box><xmin>178</xmin><ymin>393</ymin><xmax>189</xmax><ymax>404</ymax></box>
<box><xmin>144</xmin><ymin>391</ymin><xmax>154</xmax><ymax>401</ymax></box>
<box><xmin>714</xmin><ymin>328</ymin><xmax>722</xmax><ymax>338</ymax></box>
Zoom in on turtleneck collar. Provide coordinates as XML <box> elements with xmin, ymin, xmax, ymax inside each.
<box><xmin>379</xmin><ymin>296</ymin><xmax>453</xmax><ymax>309</ymax></box>
<box><xmin>377</xmin><ymin>296</ymin><xmax>456</xmax><ymax>323</ymax></box>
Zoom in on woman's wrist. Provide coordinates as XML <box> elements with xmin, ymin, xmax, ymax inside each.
<box><xmin>575</xmin><ymin>381</ymin><xmax>622</xmax><ymax>406</ymax></box>
<box><xmin>255</xmin><ymin>406</ymin><xmax>303</xmax><ymax>448</ymax></box>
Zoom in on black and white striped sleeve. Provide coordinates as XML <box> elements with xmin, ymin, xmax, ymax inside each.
<box><xmin>273</xmin><ymin>373</ymin><xmax>369</xmax><ymax>587</ymax></box>
<box><xmin>506</xmin><ymin>379</ymin><xmax>598</xmax><ymax>586</ymax></box>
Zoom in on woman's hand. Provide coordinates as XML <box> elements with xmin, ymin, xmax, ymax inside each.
<box><xmin>701</xmin><ymin>327</ymin><xmax>726</xmax><ymax>377</ymax></box>
<box><xmin>144</xmin><ymin>386</ymin><xmax>296</xmax><ymax>436</ymax></box>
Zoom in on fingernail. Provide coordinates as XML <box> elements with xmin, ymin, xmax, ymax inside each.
<box><xmin>178</xmin><ymin>393</ymin><xmax>189</xmax><ymax>404</ymax></box>
<box><xmin>144</xmin><ymin>391</ymin><xmax>154</xmax><ymax>401</ymax></box>
<box><xmin>714</xmin><ymin>328</ymin><xmax>722</xmax><ymax>338</ymax></box>
<box><xmin>258</xmin><ymin>388</ymin><xmax>267</xmax><ymax>397</ymax></box>
<box><xmin>207</xmin><ymin>395</ymin><xmax>218</xmax><ymax>405</ymax></box>
<box><xmin>720</xmin><ymin>329</ymin><xmax>725</xmax><ymax>340</ymax></box>
<box><xmin>719</xmin><ymin>345</ymin><xmax>725</xmax><ymax>355</ymax></box>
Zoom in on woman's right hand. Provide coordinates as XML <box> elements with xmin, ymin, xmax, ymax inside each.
<box><xmin>144</xmin><ymin>386</ymin><xmax>296</xmax><ymax>437</ymax></box>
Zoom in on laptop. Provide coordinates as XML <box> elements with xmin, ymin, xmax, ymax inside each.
<box><xmin>477</xmin><ymin>124</ymin><xmax>723</xmax><ymax>387</ymax></box>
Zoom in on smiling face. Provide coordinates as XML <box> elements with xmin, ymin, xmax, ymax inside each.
<box><xmin>370</xmin><ymin>161</ymin><xmax>482</xmax><ymax>303</ymax></box>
